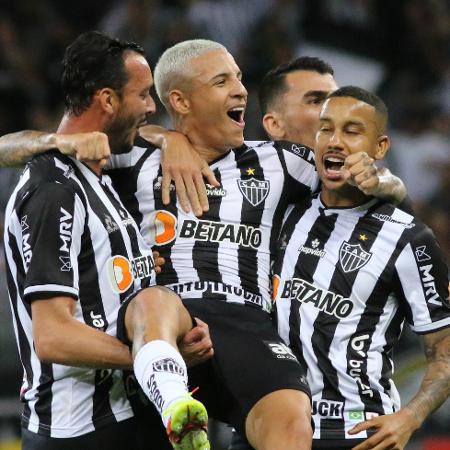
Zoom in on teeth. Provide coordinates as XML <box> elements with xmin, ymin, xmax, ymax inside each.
<box><xmin>229</xmin><ymin>107</ymin><xmax>244</xmax><ymax>112</ymax></box>
<box><xmin>325</xmin><ymin>157</ymin><xmax>343</xmax><ymax>162</ymax></box>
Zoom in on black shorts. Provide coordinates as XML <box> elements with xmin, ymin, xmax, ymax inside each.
<box><xmin>184</xmin><ymin>299</ymin><xmax>311</xmax><ymax>434</ymax></box>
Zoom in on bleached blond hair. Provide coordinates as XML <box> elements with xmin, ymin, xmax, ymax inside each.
<box><xmin>154</xmin><ymin>39</ymin><xmax>226</xmax><ymax>113</ymax></box>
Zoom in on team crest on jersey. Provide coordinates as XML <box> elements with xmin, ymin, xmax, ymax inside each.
<box><xmin>237</xmin><ymin>178</ymin><xmax>270</xmax><ymax>206</ymax></box>
<box><xmin>339</xmin><ymin>241</ymin><xmax>372</xmax><ymax>273</ymax></box>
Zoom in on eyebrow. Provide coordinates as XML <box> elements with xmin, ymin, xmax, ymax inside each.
<box><xmin>304</xmin><ymin>90</ymin><xmax>329</xmax><ymax>99</ymax></box>
<box><xmin>210</xmin><ymin>71</ymin><xmax>242</xmax><ymax>82</ymax></box>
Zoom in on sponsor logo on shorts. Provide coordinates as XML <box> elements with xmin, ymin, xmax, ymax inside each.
<box><xmin>152</xmin><ymin>358</ymin><xmax>185</xmax><ymax>377</ymax></box>
<box><xmin>264</xmin><ymin>341</ymin><xmax>298</xmax><ymax>361</ymax></box>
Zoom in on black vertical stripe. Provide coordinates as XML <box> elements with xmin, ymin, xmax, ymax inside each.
<box><xmin>107</xmin><ymin>143</ymin><xmax>158</xmax><ymax>229</ymax></box>
<box><xmin>35</xmin><ymin>363</ymin><xmax>54</xmax><ymax>436</ymax></box>
<box><xmin>5</xmin><ymin>230</ymin><xmax>32</xmax><ymax>424</ymax></box>
<box><xmin>281</xmin><ymin>205</ymin><xmax>312</xmax><ymax>370</ymax></box>
<box><xmin>270</xmin><ymin>143</ymin><xmax>313</xmax><ymax>259</ymax></box>
<box><xmin>153</xmin><ymin>165</ymin><xmax>180</xmax><ymax>286</ymax></box>
<box><xmin>234</xmin><ymin>147</ymin><xmax>266</xmax><ymax>299</ymax></box>
<box><xmin>92</xmin><ymin>370</ymin><xmax>117</xmax><ymax>429</ymax></box>
<box><xmin>192</xmin><ymin>168</ymin><xmax>227</xmax><ymax>300</ymax></box>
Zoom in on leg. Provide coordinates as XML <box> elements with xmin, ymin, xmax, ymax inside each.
<box><xmin>245</xmin><ymin>389</ymin><xmax>312</xmax><ymax>450</ymax></box>
<box><xmin>121</xmin><ymin>286</ymin><xmax>210</xmax><ymax>450</ymax></box>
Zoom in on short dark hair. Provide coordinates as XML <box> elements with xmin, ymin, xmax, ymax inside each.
<box><xmin>258</xmin><ymin>56</ymin><xmax>334</xmax><ymax>115</ymax></box>
<box><xmin>62</xmin><ymin>31</ymin><xmax>145</xmax><ymax>115</ymax></box>
<box><xmin>328</xmin><ymin>86</ymin><xmax>388</xmax><ymax>128</ymax></box>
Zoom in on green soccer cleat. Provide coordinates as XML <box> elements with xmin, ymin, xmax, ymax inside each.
<box><xmin>163</xmin><ymin>392</ymin><xmax>210</xmax><ymax>450</ymax></box>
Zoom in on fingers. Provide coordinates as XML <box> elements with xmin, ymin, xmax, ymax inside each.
<box><xmin>184</xmin><ymin>176</ymin><xmax>203</xmax><ymax>217</ymax></box>
<box><xmin>344</xmin><ymin>152</ymin><xmax>379</xmax><ymax>193</ymax></box>
<box><xmin>151</xmin><ymin>250</ymin><xmax>165</xmax><ymax>274</ymax></box>
<box><xmin>61</xmin><ymin>132</ymin><xmax>111</xmax><ymax>161</ymax></box>
<box><xmin>202</xmin><ymin>163</ymin><xmax>219</xmax><ymax>187</ymax></box>
<box><xmin>194</xmin><ymin>172</ymin><xmax>209</xmax><ymax>213</ymax></box>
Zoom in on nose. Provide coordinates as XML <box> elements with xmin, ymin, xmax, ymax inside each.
<box><xmin>146</xmin><ymin>95</ymin><xmax>156</xmax><ymax>115</ymax></box>
<box><xmin>232</xmin><ymin>77</ymin><xmax>248</xmax><ymax>100</ymax></box>
<box><xmin>328</xmin><ymin>130</ymin><xmax>343</xmax><ymax>149</ymax></box>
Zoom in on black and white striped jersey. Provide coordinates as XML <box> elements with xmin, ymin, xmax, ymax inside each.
<box><xmin>108</xmin><ymin>138</ymin><xmax>318</xmax><ymax>313</ymax></box>
<box><xmin>274</xmin><ymin>194</ymin><xmax>450</xmax><ymax>441</ymax></box>
<box><xmin>4</xmin><ymin>151</ymin><xmax>155</xmax><ymax>438</ymax></box>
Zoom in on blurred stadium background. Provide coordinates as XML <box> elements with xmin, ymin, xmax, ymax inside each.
<box><xmin>0</xmin><ymin>1</ymin><xmax>449</xmax><ymax>449</ymax></box>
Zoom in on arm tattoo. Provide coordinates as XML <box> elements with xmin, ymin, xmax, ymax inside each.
<box><xmin>405</xmin><ymin>331</ymin><xmax>450</xmax><ymax>426</ymax></box>
<box><xmin>0</xmin><ymin>130</ymin><xmax>56</xmax><ymax>167</ymax></box>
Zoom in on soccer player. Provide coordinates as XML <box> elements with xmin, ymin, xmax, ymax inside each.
<box><xmin>3</xmin><ymin>31</ymin><xmax>211</xmax><ymax>450</ymax></box>
<box><xmin>274</xmin><ymin>86</ymin><xmax>450</xmax><ymax>450</ymax></box>
<box><xmin>0</xmin><ymin>40</ymin><xmax>406</xmax><ymax>450</ymax></box>
<box><xmin>258</xmin><ymin>56</ymin><xmax>405</xmax><ymax>200</ymax></box>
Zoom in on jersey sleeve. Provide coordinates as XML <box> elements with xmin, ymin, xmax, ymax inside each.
<box><xmin>394</xmin><ymin>225</ymin><xmax>450</xmax><ymax>333</ymax></box>
<box><xmin>20</xmin><ymin>182</ymin><xmax>86</xmax><ymax>302</ymax></box>
<box><xmin>274</xmin><ymin>140</ymin><xmax>320</xmax><ymax>202</ymax></box>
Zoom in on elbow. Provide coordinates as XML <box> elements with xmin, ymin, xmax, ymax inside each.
<box><xmin>33</xmin><ymin>333</ymin><xmax>61</xmax><ymax>364</ymax></box>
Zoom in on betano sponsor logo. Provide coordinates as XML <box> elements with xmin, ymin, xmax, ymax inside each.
<box><xmin>280</xmin><ymin>278</ymin><xmax>353</xmax><ymax>319</ymax></box>
<box><xmin>179</xmin><ymin>219</ymin><xmax>262</xmax><ymax>249</ymax></box>
<box><xmin>107</xmin><ymin>254</ymin><xmax>154</xmax><ymax>294</ymax></box>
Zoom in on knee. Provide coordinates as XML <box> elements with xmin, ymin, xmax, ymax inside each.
<box><xmin>246</xmin><ymin>390</ymin><xmax>312</xmax><ymax>450</ymax></box>
<box><xmin>133</xmin><ymin>286</ymin><xmax>182</xmax><ymax>317</ymax></box>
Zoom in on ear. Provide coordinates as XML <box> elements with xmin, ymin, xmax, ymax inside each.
<box><xmin>374</xmin><ymin>135</ymin><xmax>390</xmax><ymax>160</ymax></box>
<box><xmin>168</xmin><ymin>89</ymin><xmax>191</xmax><ymax>115</ymax></box>
<box><xmin>262</xmin><ymin>112</ymin><xmax>285</xmax><ymax>140</ymax></box>
<box><xmin>97</xmin><ymin>88</ymin><xmax>119</xmax><ymax>115</ymax></box>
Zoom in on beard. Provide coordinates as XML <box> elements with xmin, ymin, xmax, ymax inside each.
<box><xmin>105</xmin><ymin>113</ymin><xmax>139</xmax><ymax>155</ymax></box>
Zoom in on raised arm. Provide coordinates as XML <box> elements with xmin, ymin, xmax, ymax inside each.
<box><xmin>342</xmin><ymin>152</ymin><xmax>407</xmax><ymax>204</ymax></box>
<box><xmin>0</xmin><ymin>130</ymin><xmax>111</xmax><ymax>167</ymax></box>
<box><xmin>349</xmin><ymin>327</ymin><xmax>450</xmax><ymax>450</ymax></box>
<box><xmin>139</xmin><ymin>124</ymin><xmax>219</xmax><ymax>216</ymax></box>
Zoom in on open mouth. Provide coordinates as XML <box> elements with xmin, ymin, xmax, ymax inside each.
<box><xmin>323</xmin><ymin>155</ymin><xmax>345</xmax><ymax>178</ymax></box>
<box><xmin>227</xmin><ymin>107</ymin><xmax>245</xmax><ymax>127</ymax></box>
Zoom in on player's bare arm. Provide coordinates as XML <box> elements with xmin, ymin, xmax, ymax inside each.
<box><xmin>139</xmin><ymin>124</ymin><xmax>219</xmax><ymax>216</ymax></box>
<box><xmin>0</xmin><ymin>130</ymin><xmax>111</xmax><ymax>167</ymax></box>
<box><xmin>342</xmin><ymin>152</ymin><xmax>407</xmax><ymax>204</ymax></box>
<box><xmin>32</xmin><ymin>295</ymin><xmax>133</xmax><ymax>369</ymax></box>
<box><xmin>349</xmin><ymin>327</ymin><xmax>450</xmax><ymax>450</ymax></box>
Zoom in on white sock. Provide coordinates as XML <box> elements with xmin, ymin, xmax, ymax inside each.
<box><xmin>134</xmin><ymin>340</ymin><xmax>188</xmax><ymax>426</ymax></box>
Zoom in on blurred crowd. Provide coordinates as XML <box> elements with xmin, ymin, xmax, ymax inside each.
<box><xmin>0</xmin><ymin>0</ymin><xmax>449</xmax><ymax>445</ymax></box>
